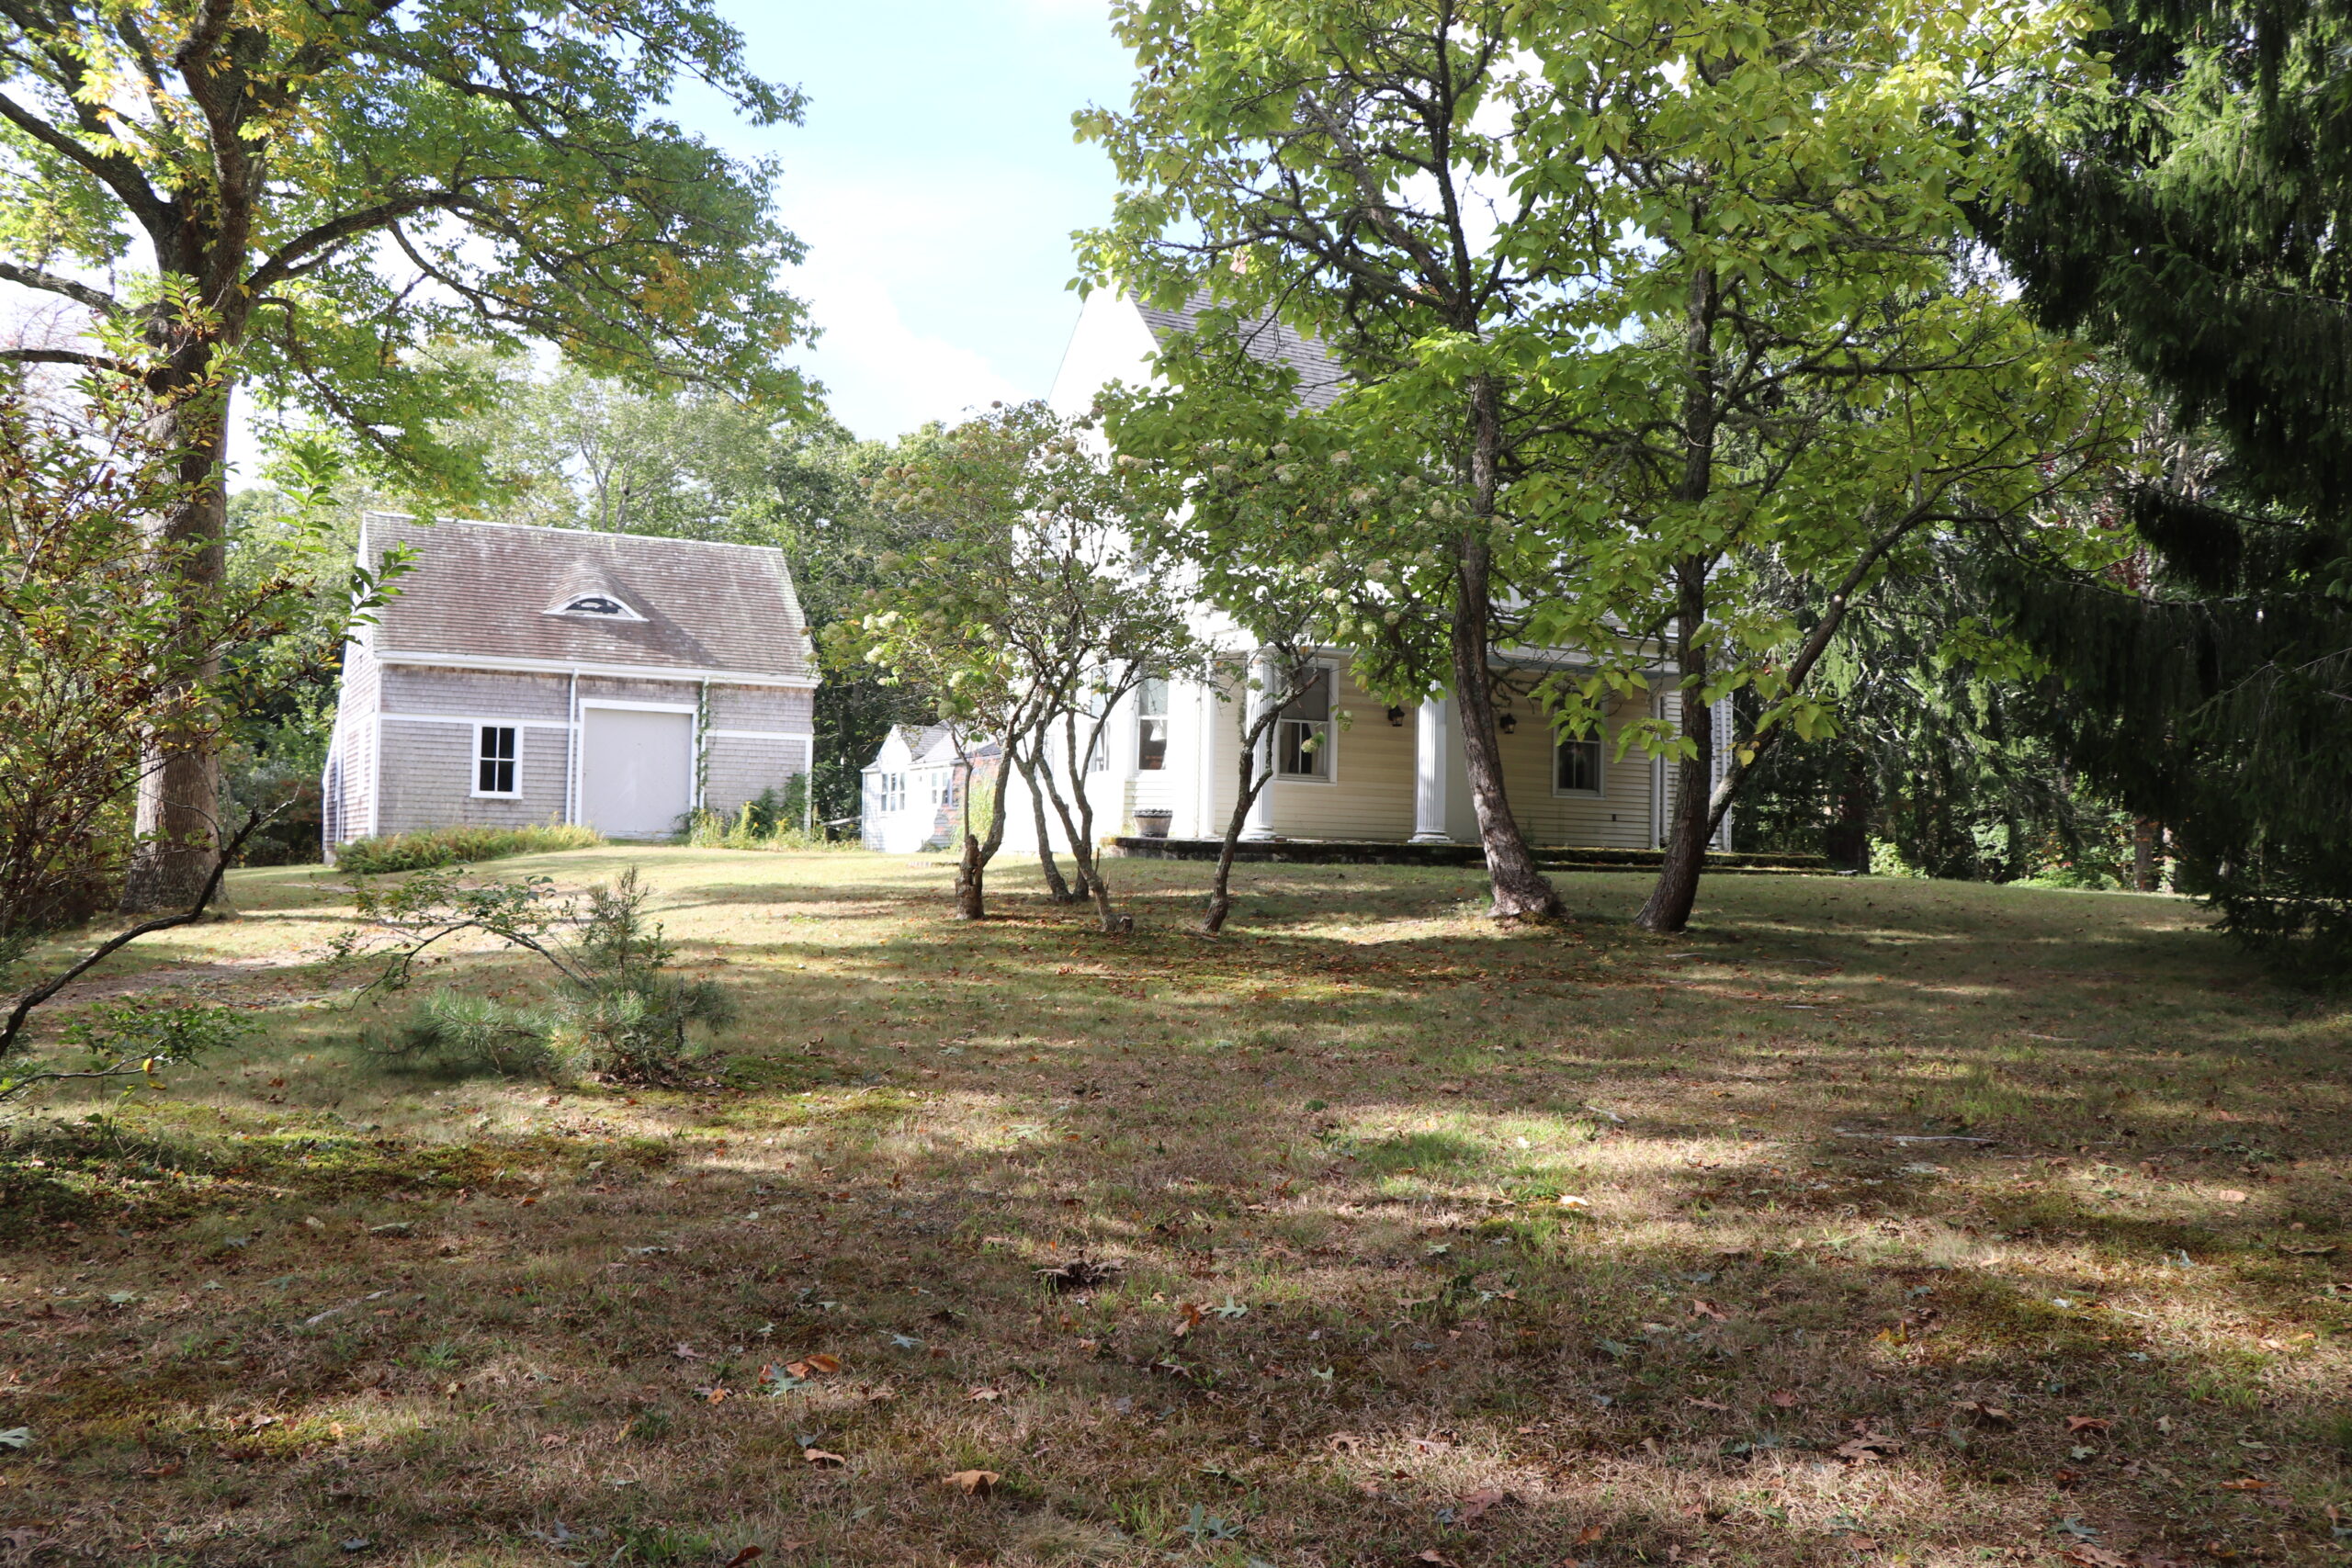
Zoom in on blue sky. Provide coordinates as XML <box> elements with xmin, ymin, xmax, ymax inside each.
<box><xmin>694</xmin><ymin>0</ymin><xmax>1138</xmax><ymax>440</ymax></box>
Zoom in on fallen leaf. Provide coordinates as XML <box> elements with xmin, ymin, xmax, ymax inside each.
<box><xmin>1326</xmin><ymin>1431</ymin><xmax>1363</xmax><ymax>1453</ymax></box>
<box><xmin>1171</xmin><ymin>1302</ymin><xmax>1205</xmax><ymax>1337</ymax></box>
<box><xmin>2065</xmin><ymin>1416</ymin><xmax>2113</xmax><ymax>1435</ymax></box>
<box><xmin>1956</xmin><ymin>1400</ymin><xmax>2013</xmax><ymax>1426</ymax></box>
<box><xmin>673</xmin><ymin>1343</ymin><xmax>702</xmax><ymax>1360</ymax></box>
<box><xmin>1690</xmin><ymin>1299</ymin><xmax>1730</xmax><ymax>1322</ymax></box>
<box><xmin>802</xmin><ymin>1447</ymin><xmax>847</xmax><ymax>1468</ymax></box>
<box><xmin>1769</xmin><ymin>1390</ymin><xmax>1803</xmax><ymax>1409</ymax></box>
<box><xmin>1556</xmin><ymin>1194</ymin><xmax>1592</xmax><ymax>1208</ymax></box>
<box><xmin>2213</xmin><ymin>1189</ymin><xmax>2249</xmax><ymax>1203</ymax></box>
<box><xmin>138</xmin><ymin>1461</ymin><xmax>183</xmax><ymax>1478</ymax></box>
<box><xmin>1833</xmin><ymin>1431</ymin><xmax>1903</xmax><ymax>1462</ymax></box>
<box><xmin>1686</xmin><ymin>1397</ymin><xmax>1731</xmax><ymax>1412</ymax></box>
<box><xmin>803</xmin><ymin>1353</ymin><xmax>842</xmax><ymax>1375</ymax></box>
<box><xmin>2063</xmin><ymin>1548</ymin><xmax>2132</xmax><ymax>1568</ymax></box>
<box><xmin>1461</xmin><ymin>1486</ymin><xmax>1509</xmax><ymax>1523</ymax></box>
<box><xmin>967</xmin><ymin>1386</ymin><xmax>1003</xmax><ymax>1402</ymax></box>
<box><xmin>1416</xmin><ymin>1552</ymin><xmax>1460</xmax><ymax>1567</ymax></box>
<box><xmin>1410</xmin><ymin>1435</ymin><xmax>1454</xmax><ymax>1453</ymax></box>
<box><xmin>721</xmin><ymin>1550</ymin><xmax>764</xmax><ymax>1568</ymax></box>
<box><xmin>944</xmin><ymin>1469</ymin><xmax>1001</xmax><ymax>1495</ymax></box>
<box><xmin>1846</xmin><ymin>1537</ymin><xmax>1883</xmax><ymax>1552</ymax></box>
<box><xmin>2156</xmin><ymin>1416</ymin><xmax>2174</xmax><ymax>1435</ymax></box>
<box><xmin>1576</xmin><ymin>1525</ymin><xmax>1608</xmax><ymax>1545</ymax></box>
<box><xmin>2218</xmin><ymin>1477</ymin><xmax>2268</xmax><ymax>1491</ymax></box>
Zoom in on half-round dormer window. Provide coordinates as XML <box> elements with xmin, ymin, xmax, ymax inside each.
<box><xmin>549</xmin><ymin>592</ymin><xmax>644</xmax><ymax>621</ymax></box>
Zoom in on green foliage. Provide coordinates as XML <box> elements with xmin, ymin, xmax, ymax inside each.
<box><xmin>684</xmin><ymin>784</ymin><xmax>848</xmax><ymax>852</ymax></box>
<box><xmin>361</xmin><ymin>868</ymin><xmax>733</xmax><ymax>1086</ymax></box>
<box><xmin>0</xmin><ymin>363</ymin><xmax>395</xmax><ymax>937</ymax></box>
<box><xmin>0</xmin><ymin>0</ymin><xmax>812</xmax><ymax>492</ymax></box>
<box><xmin>0</xmin><ymin>998</ymin><xmax>249</xmax><ymax>1105</ymax></box>
<box><xmin>334</xmin><ymin>824</ymin><xmax>605</xmax><ymax>876</ymax></box>
<box><xmin>1990</xmin><ymin>0</ymin><xmax>2352</xmax><ymax>964</ymax></box>
<box><xmin>829</xmin><ymin>401</ymin><xmax>1204</xmax><ymax>924</ymax></box>
<box><xmin>1076</xmin><ymin>0</ymin><xmax>2125</xmax><ymax>928</ymax></box>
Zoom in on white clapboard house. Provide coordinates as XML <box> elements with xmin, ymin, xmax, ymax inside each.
<box><xmin>865</xmin><ymin>290</ymin><xmax>1731</xmax><ymax>857</ymax></box>
<box><xmin>859</xmin><ymin>723</ymin><xmax>1002</xmax><ymax>853</ymax></box>
<box><xmin>322</xmin><ymin>514</ymin><xmax>817</xmax><ymax>852</ymax></box>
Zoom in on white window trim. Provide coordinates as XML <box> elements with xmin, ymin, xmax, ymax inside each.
<box><xmin>1272</xmin><ymin>660</ymin><xmax>1340</xmax><ymax>786</ymax></box>
<box><xmin>547</xmin><ymin>593</ymin><xmax>647</xmax><ymax>622</ymax></box>
<box><xmin>472</xmin><ymin>722</ymin><xmax>524</xmax><ymax>799</ymax></box>
<box><xmin>1552</xmin><ymin>733</ymin><xmax>1607</xmax><ymax>799</ymax></box>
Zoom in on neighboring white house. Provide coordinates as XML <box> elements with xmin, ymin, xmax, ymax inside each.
<box><xmin>859</xmin><ymin>724</ymin><xmax>1000</xmax><ymax>852</ymax></box>
<box><xmin>322</xmin><ymin>514</ymin><xmax>818</xmax><ymax>852</ymax></box>
<box><xmin>864</xmin><ymin>289</ymin><xmax>1731</xmax><ymax>858</ymax></box>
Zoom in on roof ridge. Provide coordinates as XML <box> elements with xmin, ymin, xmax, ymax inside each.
<box><xmin>364</xmin><ymin>511</ymin><xmax>786</xmax><ymax>557</ymax></box>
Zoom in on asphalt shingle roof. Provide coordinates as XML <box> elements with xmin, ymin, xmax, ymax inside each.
<box><xmin>362</xmin><ymin>513</ymin><xmax>815</xmax><ymax>682</ymax></box>
<box><xmin>1135</xmin><ymin>292</ymin><xmax>1349</xmax><ymax>410</ymax></box>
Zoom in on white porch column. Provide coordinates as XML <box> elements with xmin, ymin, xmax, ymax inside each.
<box><xmin>1409</xmin><ymin>695</ymin><xmax>1453</xmax><ymax>842</ymax></box>
<box><xmin>1240</xmin><ymin>650</ymin><xmax>1279</xmax><ymax>841</ymax></box>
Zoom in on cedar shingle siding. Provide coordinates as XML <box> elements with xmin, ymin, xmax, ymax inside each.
<box><xmin>322</xmin><ymin>515</ymin><xmax>817</xmax><ymax>855</ymax></box>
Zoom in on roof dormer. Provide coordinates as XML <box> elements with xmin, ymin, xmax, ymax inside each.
<box><xmin>548</xmin><ymin>590</ymin><xmax>645</xmax><ymax>622</ymax></box>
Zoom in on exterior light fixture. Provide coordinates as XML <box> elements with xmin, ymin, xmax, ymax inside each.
<box><xmin>1386</xmin><ymin>705</ymin><xmax>1407</xmax><ymax>727</ymax></box>
<box><xmin>1498</xmin><ymin>711</ymin><xmax>1518</xmax><ymax>735</ymax></box>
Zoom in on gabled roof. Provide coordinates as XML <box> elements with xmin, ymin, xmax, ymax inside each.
<box><xmin>865</xmin><ymin>723</ymin><xmax>1001</xmax><ymax>773</ymax></box>
<box><xmin>1135</xmin><ymin>292</ymin><xmax>1349</xmax><ymax>410</ymax></box>
<box><xmin>361</xmin><ymin>513</ymin><xmax>814</xmax><ymax>682</ymax></box>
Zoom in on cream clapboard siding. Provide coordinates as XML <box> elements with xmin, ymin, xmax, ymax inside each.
<box><xmin>1500</xmin><ymin>702</ymin><xmax>1658</xmax><ymax>850</ymax></box>
<box><xmin>1263</xmin><ymin>662</ymin><xmax>1416</xmax><ymax>840</ymax></box>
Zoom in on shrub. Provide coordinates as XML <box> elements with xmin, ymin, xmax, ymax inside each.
<box><xmin>334</xmin><ymin>822</ymin><xmax>603</xmax><ymax>874</ymax></box>
<box><xmin>684</xmin><ymin>781</ymin><xmax>853</xmax><ymax>852</ymax></box>
<box><xmin>367</xmin><ymin>867</ymin><xmax>731</xmax><ymax>1086</ymax></box>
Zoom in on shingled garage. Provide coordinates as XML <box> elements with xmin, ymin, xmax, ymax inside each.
<box><xmin>321</xmin><ymin>514</ymin><xmax>818</xmax><ymax>851</ymax></box>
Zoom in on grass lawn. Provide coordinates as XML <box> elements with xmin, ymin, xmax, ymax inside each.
<box><xmin>0</xmin><ymin>850</ymin><xmax>2346</xmax><ymax>1568</ymax></box>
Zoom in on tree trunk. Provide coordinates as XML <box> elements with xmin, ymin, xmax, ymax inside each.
<box><xmin>1017</xmin><ymin>742</ymin><xmax>1076</xmax><ymax>902</ymax></box>
<box><xmin>1202</xmin><ymin>711</ymin><xmax>1272</xmax><ymax>936</ymax></box>
<box><xmin>1639</xmin><ymin>559</ymin><xmax>1716</xmax><ymax>933</ymax></box>
<box><xmin>1453</xmin><ymin>373</ymin><xmax>1560</xmax><ymax>921</ymax></box>
<box><xmin>2132</xmin><ymin>818</ymin><xmax>2161</xmax><ymax>892</ymax></box>
<box><xmin>121</xmin><ymin>384</ymin><xmax>232</xmax><ymax>913</ymax></box>
<box><xmin>1035</xmin><ymin>715</ymin><xmax>1124</xmax><ymax>933</ymax></box>
<box><xmin>1637</xmin><ymin>264</ymin><xmax>1724</xmax><ymax>936</ymax></box>
<box><xmin>952</xmin><ymin>752</ymin><xmax>1010</xmax><ymax>920</ymax></box>
<box><xmin>1825</xmin><ymin>749</ymin><xmax>1871</xmax><ymax>872</ymax></box>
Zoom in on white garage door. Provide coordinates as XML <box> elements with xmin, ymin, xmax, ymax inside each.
<box><xmin>580</xmin><ymin>707</ymin><xmax>695</xmax><ymax>839</ymax></box>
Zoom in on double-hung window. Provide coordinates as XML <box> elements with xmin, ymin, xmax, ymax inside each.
<box><xmin>475</xmin><ymin>725</ymin><xmax>519</xmax><ymax>797</ymax></box>
<box><xmin>1275</xmin><ymin>668</ymin><xmax>1333</xmax><ymax>780</ymax></box>
<box><xmin>1555</xmin><ymin>735</ymin><xmax>1604</xmax><ymax>795</ymax></box>
<box><xmin>1136</xmin><ymin>677</ymin><xmax>1170</xmax><ymax>772</ymax></box>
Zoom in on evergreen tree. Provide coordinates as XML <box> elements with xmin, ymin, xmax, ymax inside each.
<box><xmin>1991</xmin><ymin>0</ymin><xmax>2352</xmax><ymax>959</ymax></box>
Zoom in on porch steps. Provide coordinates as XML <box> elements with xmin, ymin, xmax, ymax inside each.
<box><xmin>1106</xmin><ymin>837</ymin><xmax>1833</xmax><ymax>874</ymax></box>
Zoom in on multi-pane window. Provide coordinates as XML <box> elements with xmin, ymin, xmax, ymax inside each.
<box><xmin>1555</xmin><ymin>736</ymin><xmax>1603</xmax><ymax>795</ymax></box>
<box><xmin>881</xmin><ymin>772</ymin><xmax>906</xmax><ymax>811</ymax></box>
<box><xmin>1136</xmin><ymin>677</ymin><xmax>1170</xmax><ymax>772</ymax></box>
<box><xmin>476</xmin><ymin>725</ymin><xmax>519</xmax><ymax>795</ymax></box>
<box><xmin>1276</xmin><ymin>668</ymin><xmax>1333</xmax><ymax>780</ymax></box>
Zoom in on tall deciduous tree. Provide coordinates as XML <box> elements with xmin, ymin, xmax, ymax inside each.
<box><xmin>1078</xmin><ymin>0</ymin><xmax>1571</xmax><ymax>919</ymax></box>
<box><xmin>1989</xmin><ymin>0</ymin><xmax>2352</xmax><ymax>958</ymax></box>
<box><xmin>0</xmin><ymin>0</ymin><xmax>811</xmax><ymax>907</ymax></box>
<box><xmin>1498</xmin><ymin>0</ymin><xmax>2118</xmax><ymax>932</ymax></box>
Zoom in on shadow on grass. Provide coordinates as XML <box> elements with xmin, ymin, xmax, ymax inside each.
<box><xmin>0</xmin><ymin>859</ymin><xmax>2338</xmax><ymax>1565</ymax></box>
